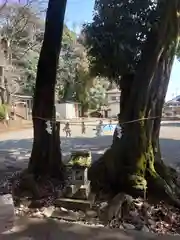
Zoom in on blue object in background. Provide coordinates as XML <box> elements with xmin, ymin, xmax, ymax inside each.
<box><xmin>102</xmin><ymin>124</ymin><xmax>116</xmax><ymax>134</ymax></box>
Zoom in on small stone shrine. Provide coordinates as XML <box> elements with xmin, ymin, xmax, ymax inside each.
<box><xmin>64</xmin><ymin>150</ymin><xmax>92</xmax><ymax>200</ymax></box>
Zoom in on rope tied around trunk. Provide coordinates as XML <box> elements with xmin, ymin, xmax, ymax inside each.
<box><xmin>32</xmin><ymin>116</ymin><xmax>161</xmax><ymax>125</ymax></box>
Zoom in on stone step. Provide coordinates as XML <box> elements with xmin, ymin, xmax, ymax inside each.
<box><xmin>64</xmin><ymin>182</ymin><xmax>91</xmax><ymax>200</ymax></box>
<box><xmin>51</xmin><ymin>208</ymin><xmax>84</xmax><ymax>222</ymax></box>
<box><xmin>64</xmin><ymin>184</ymin><xmax>81</xmax><ymax>198</ymax></box>
<box><xmin>72</xmin><ymin>183</ymin><xmax>91</xmax><ymax>200</ymax></box>
<box><xmin>55</xmin><ymin>198</ymin><xmax>92</xmax><ymax>212</ymax></box>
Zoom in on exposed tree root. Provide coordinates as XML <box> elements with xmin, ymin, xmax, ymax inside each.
<box><xmin>147</xmin><ymin>160</ymin><xmax>180</xmax><ymax>208</ymax></box>
<box><xmin>98</xmin><ymin>191</ymin><xmax>180</xmax><ymax>234</ymax></box>
<box><xmin>11</xmin><ymin>169</ymin><xmax>39</xmax><ymax>199</ymax></box>
<box><xmin>11</xmin><ymin>167</ymin><xmax>65</xmax><ymax>208</ymax></box>
<box><xmin>88</xmin><ymin>146</ymin><xmax>180</xmax><ymax>208</ymax></box>
<box><xmin>88</xmin><ymin>147</ymin><xmax>118</xmax><ymax>197</ymax></box>
<box><xmin>147</xmin><ymin>172</ymin><xmax>180</xmax><ymax>208</ymax></box>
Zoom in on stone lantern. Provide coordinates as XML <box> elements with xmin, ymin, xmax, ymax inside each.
<box><xmin>64</xmin><ymin>150</ymin><xmax>92</xmax><ymax>200</ymax></box>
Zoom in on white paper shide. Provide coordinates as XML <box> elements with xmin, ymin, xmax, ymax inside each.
<box><xmin>46</xmin><ymin>120</ymin><xmax>52</xmax><ymax>135</ymax></box>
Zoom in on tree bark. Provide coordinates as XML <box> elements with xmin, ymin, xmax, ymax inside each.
<box><xmin>112</xmin><ymin>74</ymin><xmax>134</xmax><ymax>144</ymax></box>
<box><xmin>89</xmin><ymin>0</ymin><xmax>180</xmax><ymax>204</ymax></box>
<box><xmin>28</xmin><ymin>0</ymin><xmax>67</xmax><ymax>179</ymax></box>
<box><xmin>0</xmin><ymin>66</ymin><xmax>5</xmax><ymax>104</ymax></box>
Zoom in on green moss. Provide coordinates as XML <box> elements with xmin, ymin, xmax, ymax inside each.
<box><xmin>139</xmin><ymin>110</ymin><xmax>145</xmax><ymax>127</ymax></box>
<box><xmin>129</xmin><ymin>142</ymin><xmax>155</xmax><ymax>192</ymax></box>
<box><xmin>129</xmin><ymin>174</ymin><xmax>147</xmax><ymax>191</ymax></box>
<box><xmin>136</xmin><ymin>153</ymin><xmax>146</xmax><ymax>175</ymax></box>
<box><xmin>127</xmin><ymin>119</ymin><xmax>148</xmax><ymax>192</ymax></box>
<box><xmin>128</xmin><ymin>154</ymin><xmax>147</xmax><ymax>192</ymax></box>
<box><xmin>135</xmin><ymin>118</ymin><xmax>147</xmax><ymax>176</ymax></box>
<box><xmin>146</xmin><ymin>143</ymin><xmax>158</xmax><ymax>178</ymax></box>
<box><xmin>68</xmin><ymin>150</ymin><xmax>92</xmax><ymax>167</ymax></box>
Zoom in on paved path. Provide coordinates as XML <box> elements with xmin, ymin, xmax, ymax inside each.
<box><xmin>1</xmin><ymin>217</ymin><xmax>179</xmax><ymax>239</ymax></box>
<box><xmin>159</xmin><ymin>121</ymin><xmax>180</xmax><ymax>166</ymax></box>
<box><xmin>0</xmin><ymin>121</ymin><xmax>180</xmax><ymax>173</ymax></box>
<box><xmin>0</xmin><ymin>125</ymin><xmax>111</xmax><ymax>171</ymax></box>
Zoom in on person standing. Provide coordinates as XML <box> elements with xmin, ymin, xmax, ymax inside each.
<box><xmin>10</xmin><ymin>104</ymin><xmax>16</xmax><ymax>120</ymax></box>
<box><xmin>113</xmin><ymin>113</ymin><xmax>122</xmax><ymax>143</ymax></box>
<box><xmin>109</xmin><ymin>119</ymin><xmax>113</xmax><ymax>131</ymax></box>
<box><xmin>96</xmin><ymin>120</ymin><xmax>103</xmax><ymax>136</ymax></box>
<box><xmin>63</xmin><ymin>121</ymin><xmax>71</xmax><ymax>137</ymax></box>
<box><xmin>5</xmin><ymin>110</ymin><xmax>9</xmax><ymax>127</ymax></box>
<box><xmin>81</xmin><ymin>120</ymin><xmax>86</xmax><ymax>134</ymax></box>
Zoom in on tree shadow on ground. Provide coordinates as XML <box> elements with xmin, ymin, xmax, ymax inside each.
<box><xmin>160</xmin><ymin>138</ymin><xmax>180</xmax><ymax>170</ymax></box>
<box><xmin>0</xmin><ymin>135</ymin><xmax>113</xmax><ymax>192</ymax></box>
<box><xmin>0</xmin><ymin>135</ymin><xmax>113</xmax><ymax>163</ymax></box>
<box><xmin>0</xmin><ymin>135</ymin><xmax>180</xmax><ymax>192</ymax></box>
<box><xmin>0</xmin><ymin>217</ymin><xmax>166</xmax><ymax>240</ymax></box>
<box><xmin>0</xmin><ymin>135</ymin><xmax>180</xmax><ymax>169</ymax></box>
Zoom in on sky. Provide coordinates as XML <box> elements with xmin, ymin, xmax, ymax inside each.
<box><xmin>65</xmin><ymin>0</ymin><xmax>95</xmax><ymax>32</ymax></box>
<box><xmin>65</xmin><ymin>0</ymin><xmax>180</xmax><ymax>101</ymax></box>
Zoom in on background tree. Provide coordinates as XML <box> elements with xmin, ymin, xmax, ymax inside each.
<box><xmin>56</xmin><ymin>29</ymin><xmax>108</xmax><ymax>114</ymax></box>
<box><xmin>72</xmin><ymin>43</ymin><xmax>95</xmax><ymax>115</ymax></box>
<box><xmin>86</xmin><ymin>0</ymin><xmax>180</xmax><ymax>205</ymax></box>
<box><xmin>87</xmin><ymin>77</ymin><xmax>108</xmax><ymax>110</ymax></box>
<box><xmin>0</xmin><ymin>1</ymin><xmax>110</xmax><ymax>115</ymax></box>
<box><xmin>21</xmin><ymin>51</ymin><xmax>38</xmax><ymax>95</ymax></box>
<box><xmin>28</xmin><ymin>0</ymin><xmax>67</xmax><ymax>178</ymax></box>
<box><xmin>57</xmin><ymin>29</ymin><xmax>79</xmax><ymax>101</ymax></box>
<box><xmin>84</xmin><ymin>0</ymin><xmax>157</xmax><ymax>79</ymax></box>
<box><xmin>0</xmin><ymin>0</ymin><xmax>43</xmax><ymax>104</ymax></box>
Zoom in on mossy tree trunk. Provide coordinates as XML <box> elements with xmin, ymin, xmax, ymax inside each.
<box><xmin>28</xmin><ymin>0</ymin><xmax>67</xmax><ymax>179</ymax></box>
<box><xmin>89</xmin><ymin>0</ymin><xmax>180</xmax><ymax>204</ymax></box>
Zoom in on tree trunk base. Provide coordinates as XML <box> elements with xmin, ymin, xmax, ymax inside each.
<box><xmin>147</xmin><ymin>159</ymin><xmax>180</xmax><ymax>208</ymax></box>
<box><xmin>28</xmin><ymin>119</ymin><xmax>64</xmax><ymax>180</ymax></box>
<box><xmin>88</xmin><ymin>146</ymin><xmax>180</xmax><ymax>208</ymax></box>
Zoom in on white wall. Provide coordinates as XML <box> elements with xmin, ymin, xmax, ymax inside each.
<box><xmin>107</xmin><ymin>93</ymin><xmax>120</xmax><ymax>103</ymax></box>
<box><xmin>108</xmin><ymin>102</ymin><xmax>120</xmax><ymax>118</ymax></box>
<box><xmin>56</xmin><ymin>103</ymin><xmax>66</xmax><ymax>119</ymax></box>
<box><xmin>56</xmin><ymin>103</ymin><xmax>78</xmax><ymax>119</ymax></box>
<box><xmin>66</xmin><ymin>103</ymin><xmax>76</xmax><ymax>119</ymax></box>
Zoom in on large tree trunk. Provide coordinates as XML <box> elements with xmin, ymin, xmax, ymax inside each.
<box><xmin>112</xmin><ymin>74</ymin><xmax>134</xmax><ymax>144</ymax></box>
<box><xmin>28</xmin><ymin>0</ymin><xmax>67</xmax><ymax>179</ymax></box>
<box><xmin>89</xmin><ymin>0</ymin><xmax>180</xmax><ymax>204</ymax></box>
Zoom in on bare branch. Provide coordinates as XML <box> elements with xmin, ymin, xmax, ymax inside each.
<box><xmin>0</xmin><ymin>0</ymin><xmax>46</xmax><ymax>101</ymax></box>
<box><xmin>0</xmin><ymin>85</ymin><xmax>5</xmax><ymax>91</ymax></box>
<box><xmin>20</xmin><ymin>40</ymin><xmax>43</xmax><ymax>58</ymax></box>
<box><xmin>0</xmin><ymin>0</ymin><xmax>8</xmax><ymax>13</ymax></box>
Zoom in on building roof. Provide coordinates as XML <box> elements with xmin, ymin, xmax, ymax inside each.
<box><xmin>108</xmin><ymin>100</ymin><xmax>120</xmax><ymax>104</ymax></box>
<box><xmin>106</xmin><ymin>88</ymin><xmax>121</xmax><ymax>94</ymax></box>
<box><xmin>57</xmin><ymin>100</ymin><xmax>80</xmax><ymax>104</ymax></box>
<box><xmin>100</xmin><ymin>105</ymin><xmax>111</xmax><ymax>111</ymax></box>
<box><xmin>166</xmin><ymin>95</ymin><xmax>180</xmax><ymax>105</ymax></box>
<box><xmin>13</xmin><ymin>94</ymin><xmax>33</xmax><ymax>100</ymax></box>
